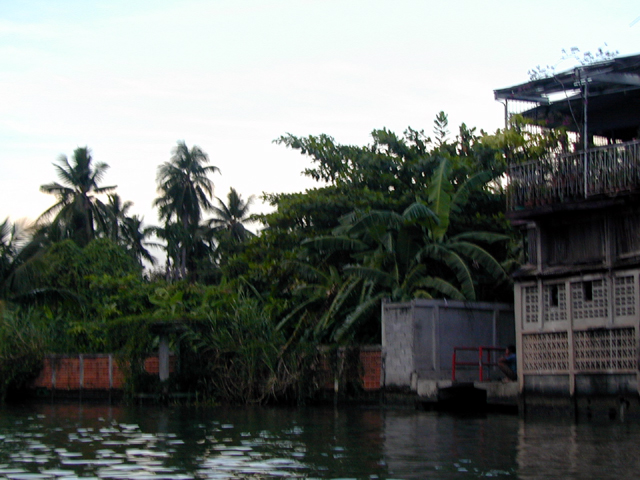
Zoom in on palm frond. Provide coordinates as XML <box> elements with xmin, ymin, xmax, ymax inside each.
<box><xmin>416</xmin><ymin>276</ymin><xmax>465</xmax><ymax>300</ymax></box>
<box><xmin>426</xmin><ymin>157</ymin><xmax>453</xmax><ymax>240</ymax></box>
<box><xmin>275</xmin><ymin>296</ymin><xmax>320</xmax><ymax>331</ymax></box>
<box><xmin>302</xmin><ymin>235</ymin><xmax>367</xmax><ymax>253</ymax></box>
<box><xmin>399</xmin><ymin>263</ymin><xmax>427</xmax><ymax>292</ymax></box>
<box><xmin>314</xmin><ymin>276</ymin><xmax>361</xmax><ymax>336</ymax></box>
<box><xmin>343</xmin><ymin>265</ymin><xmax>396</xmax><ymax>288</ymax></box>
<box><xmin>333</xmin><ymin>291</ymin><xmax>386</xmax><ymax>341</ymax></box>
<box><xmin>402</xmin><ymin>201</ymin><xmax>439</xmax><ymax>224</ymax></box>
<box><xmin>348</xmin><ymin>210</ymin><xmax>404</xmax><ymax>235</ymax></box>
<box><xmin>451</xmin><ymin>170</ymin><xmax>494</xmax><ymax>212</ymax></box>
<box><xmin>418</xmin><ymin>243</ymin><xmax>475</xmax><ymax>300</ymax></box>
<box><xmin>448</xmin><ymin>241</ymin><xmax>510</xmax><ymax>283</ymax></box>
<box><xmin>451</xmin><ymin>231</ymin><xmax>510</xmax><ymax>244</ymax></box>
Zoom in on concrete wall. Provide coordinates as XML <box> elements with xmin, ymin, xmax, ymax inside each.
<box><xmin>383</xmin><ymin>299</ymin><xmax>515</xmax><ymax>388</ymax></box>
<box><xmin>381</xmin><ymin>304</ymin><xmax>415</xmax><ymax>387</ymax></box>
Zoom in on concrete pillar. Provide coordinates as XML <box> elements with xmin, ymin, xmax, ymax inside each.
<box><xmin>79</xmin><ymin>354</ymin><xmax>84</xmax><ymax>389</ymax></box>
<box><xmin>51</xmin><ymin>357</ymin><xmax>56</xmax><ymax>389</ymax></box>
<box><xmin>108</xmin><ymin>354</ymin><xmax>113</xmax><ymax>389</ymax></box>
<box><xmin>159</xmin><ymin>335</ymin><xmax>170</xmax><ymax>382</ymax></box>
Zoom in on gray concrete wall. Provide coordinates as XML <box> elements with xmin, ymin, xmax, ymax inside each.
<box><xmin>523</xmin><ymin>375</ymin><xmax>571</xmax><ymax>396</ymax></box>
<box><xmin>383</xmin><ymin>299</ymin><xmax>515</xmax><ymax>388</ymax></box>
<box><xmin>381</xmin><ymin>302</ymin><xmax>415</xmax><ymax>387</ymax></box>
<box><xmin>413</xmin><ymin>305</ymin><xmax>436</xmax><ymax>378</ymax></box>
<box><xmin>575</xmin><ymin>374</ymin><xmax>638</xmax><ymax>396</ymax></box>
<box><xmin>435</xmin><ymin>306</ymin><xmax>497</xmax><ymax>381</ymax></box>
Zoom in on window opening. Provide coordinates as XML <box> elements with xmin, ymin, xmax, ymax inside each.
<box><xmin>584</xmin><ymin>281</ymin><xmax>593</xmax><ymax>302</ymax></box>
<box><xmin>550</xmin><ymin>284</ymin><xmax>559</xmax><ymax>306</ymax></box>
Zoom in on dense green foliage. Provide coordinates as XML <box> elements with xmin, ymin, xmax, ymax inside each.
<box><xmin>0</xmin><ymin>114</ymin><xmax>526</xmax><ymax>403</ymax></box>
<box><xmin>0</xmin><ymin>307</ymin><xmax>50</xmax><ymax>401</ymax></box>
<box><xmin>252</xmin><ymin>118</ymin><xmax>516</xmax><ymax>343</ymax></box>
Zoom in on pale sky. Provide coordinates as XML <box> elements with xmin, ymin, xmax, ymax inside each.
<box><xmin>2</xmin><ymin>0</ymin><xmax>639</xmax><ymax>229</ymax></box>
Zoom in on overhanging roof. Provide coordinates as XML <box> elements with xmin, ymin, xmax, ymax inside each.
<box><xmin>494</xmin><ymin>54</ymin><xmax>640</xmax><ymax>140</ymax></box>
<box><xmin>495</xmin><ymin>54</ymin><xmax>640</xmax><ymax>102</ymax></box>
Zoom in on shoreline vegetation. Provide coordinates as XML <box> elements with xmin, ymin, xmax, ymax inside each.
<box><xmin>2</xmin><ymin>114</ymin><xmax>556</xmax><ymax>404</ymax></box>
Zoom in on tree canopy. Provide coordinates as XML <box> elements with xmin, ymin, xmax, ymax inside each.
<box><xmin>1</xmin><ymin>115</ymin><xmax>526</xmax><ymax>402</ymax></box>
<box><xmin>38</xmin><ymin>147</ymin><xmax>116</xmax><ymax>247</ymax></box>
<box><xmin>154</xmin><ymin>141</ymin><xmax>220</xmax><ymax>280</ymax></box>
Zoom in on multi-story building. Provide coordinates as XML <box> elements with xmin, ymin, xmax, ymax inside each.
<box><xmin>495</xmin><ymin>53</ymin><xmax>640</xmax><ymax>417</ymax></box>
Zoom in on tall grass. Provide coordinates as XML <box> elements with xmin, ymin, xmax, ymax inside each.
<box><xmin>0</xmin><ymin>306</ymin><xmax>50</xmax><ymax>401</ymax></box>
<box><xmin>179</xmin><ymin>293</ymin><xmax>321</xmax><ymax>404</ymax></box>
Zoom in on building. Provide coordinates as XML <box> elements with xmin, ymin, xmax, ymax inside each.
<box><xmin>382</xmin><ymin>298</ymin><xmax>516</xmax><ymax>408</ymax></box>
<box><xmin>495</xmin><ymin>53</ymin><xmax>640</xmax><ymax>417</ymax></box>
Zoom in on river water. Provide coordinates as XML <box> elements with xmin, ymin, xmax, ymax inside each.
<box><xmin>0</xmin><ymin>402</ymin><xmax>639</xmax><ymax>479</ymax></box>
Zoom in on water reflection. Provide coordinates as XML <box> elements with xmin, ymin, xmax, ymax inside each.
<box><xmin>516</xmin><ymin>420</ymin><xmax>640</xmax><ymax>479</ymax></box>
<box><xmin>0</xmin><ymin>404</ymin><xmax>390</xmax><ymax>479</ymax></box>
<box><xmin>382</xmin><ymin>411</ymin><xmax>518</xmax><ymax>478</ymax></box>
<box><xmin>0</xmin><ymin>403</ymin><xmax>638</xmax><ymax>479</ymax></box>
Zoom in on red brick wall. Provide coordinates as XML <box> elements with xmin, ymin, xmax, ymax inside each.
<box><xmin>34</xmin><ymin>359</ymin><xmax>54</xmax><ymax>389</ymax></box>
<box><xmin>83</xmin><ymin>356</ymin><xmax>111</xmax><ymax>389</ymax></box>
<box><xmin>32</xmin><ymin>354</ymin><xmax>173</xmax><ymax>391</ymax></box>
<box><xmin>360</xmin><ymin>348</ymin><xmax>382</xmax><ymax>391</ymax></box>
<box><xmin>143</xmin><ymin>355</ymin><xmax>177</xmax><ymax>375</ymax></box>
<box><xmin>32</xmin><ymin>347</ymin><xmax>381</xmax><ymax>392</ymax></box>
<box><xmin>56</xmin><ymin>358</ymin><xmax>80</xmax><ymax>389</ymax></box>
<box><xmin>317</xmin><ymin>346</ymin><xmax>382</xmax><ymax>391</ymax></box>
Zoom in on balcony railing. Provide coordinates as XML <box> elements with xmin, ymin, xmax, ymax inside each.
<box><xmin>507</xmin><ymin>140</ymin><xmax>640</xmax><ymax>211</ymax></box>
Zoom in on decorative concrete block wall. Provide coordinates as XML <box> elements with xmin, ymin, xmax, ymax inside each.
<box><xmin>515</xmin><ymin>270</ymin><xmax>640</xmax><ymax>400</ymax></box>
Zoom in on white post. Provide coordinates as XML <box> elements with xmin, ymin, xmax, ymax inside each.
<box><xmin>108</xmin><ymin>354</ymin><xmax>113</xmax><ymax>389</ymax></box>
<box><xmin>79</xmin><ymin>354</ymin><xmax>84</xmax><ymax>389</ymax></box>
<box><xmin>159</xmin><ymin>335</ymin><xmax>170</xmax><ymax>382</ymax></box>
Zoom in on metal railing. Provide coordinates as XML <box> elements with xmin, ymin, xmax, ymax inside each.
<box><xmin>451</xmin><ymin>346</ymin><xmax>505</xmax><ymax>382</ymax></box>
<box><xmin>507</xmin><ymin>140</ymin><xmax>640</xmax><ymax>211</ymax></box>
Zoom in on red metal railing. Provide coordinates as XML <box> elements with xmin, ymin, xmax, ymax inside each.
<box><xmin>451</xmin><ymin>346</ymin><xmax>505</xmax><ymax>382</ymax></box>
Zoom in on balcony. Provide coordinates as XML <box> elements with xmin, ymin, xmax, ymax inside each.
<box><xmin>507</xmin><ymin>140</ymin><xmax>640</xmax><ymax>213</ymax></box>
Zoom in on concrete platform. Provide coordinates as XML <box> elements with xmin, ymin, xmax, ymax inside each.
<box><xmin>416</xmin><ymin>379</ymin><xmax>519</xmax><ymax>410</ymax></box>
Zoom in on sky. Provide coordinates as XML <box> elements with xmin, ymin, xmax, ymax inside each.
<box><xmin>1</xmin><ymin>0</ymin><xmax>639</xmax><ymax>229</ymax></box>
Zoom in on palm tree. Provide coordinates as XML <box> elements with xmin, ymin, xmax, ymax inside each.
<box><xmin>209</xmin><ymin>187</ymin><xmax>255</xmax><ymax>262</ymax></box>
<box><xmin>121</xmin><ymin>215</ymin><xmax>159</xmax><ymax>267</ymax></box>
<box><xmin>103</xmin><ymin>193</ymin><xmax>133</xmax><ymax>243</ymax></box>
<box><xmin>153</xmin><ymin>141</ymin><xmax>219</xmax><ymax>279</ymax></box>
<box><xmin>38</xmin><ymin>147</ymin><xmax>116</xmax><ymax>247</ymax></box>
<box><xmin>0</xmin><ymin>218</ymin><xmax>48</xmax><ymax>301</ymax></box>
<box><xmin>152</xmin><ymin>221</ymin><xmax>217</xmax><ymax>282</ymax></box>
<box><xmin>151</xmin><ymin>223</ymin><xmax>183</xmax><ymax>282</ymax></box>
<box><xmin>210</xmin><ymin>188</ymin><xmax>255</xmax><ymax>241</ymax></box>
<box><xmin>0</xmin><ymin>218</ymin><xmax>23</xmax><ymax>299</ymax></box>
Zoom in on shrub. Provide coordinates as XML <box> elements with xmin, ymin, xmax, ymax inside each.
<box><xmin>0</xmin><ymin>307</ymin><xmax>50</xmax><ymax>401</ymax></box>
